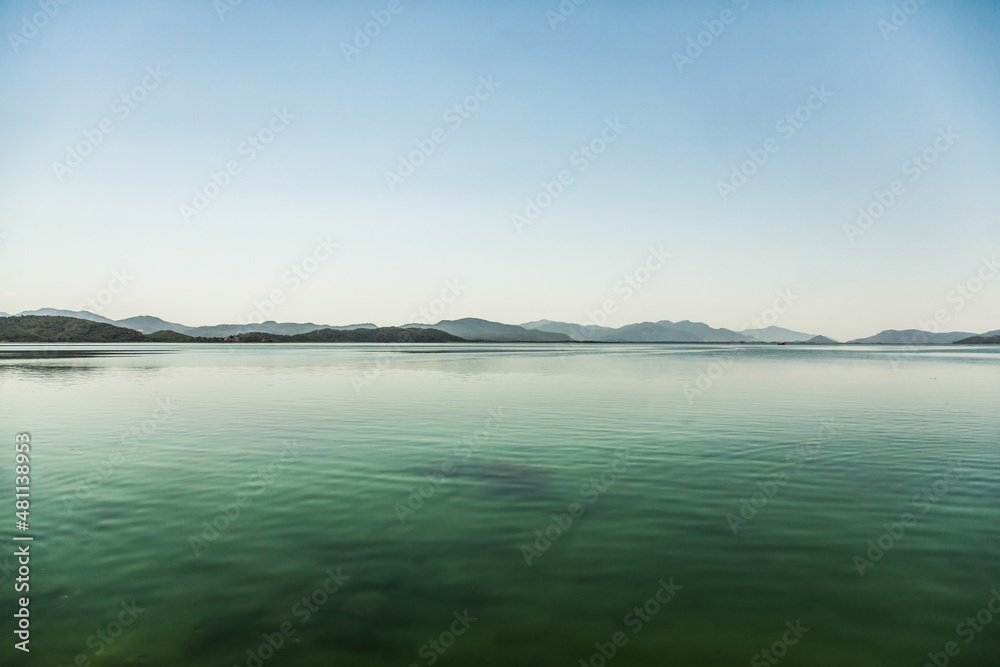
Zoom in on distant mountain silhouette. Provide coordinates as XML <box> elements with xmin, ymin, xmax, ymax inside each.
<box><xmin>601</xmin><ymin>320</ymin><xmax>746</xmax><ymax>342</ymax></box>
<box><xmin>405</xmin><ymin>318</ymin><xmax>571</xmax><ymax>342</ymax></box>
<box><xmin>182</xmin><ymin>321</ymin><xmax>378</xmax><ymax>337</ymax></box>
<box><xmin>0</xmin><ymin>315</ymin><xmax>458</xmax><ymax>344</ymax></box>
<box><xmin>740</xmin><ymin>326</ymin><xmax>815</xmax><ymax>343</ymax></box>
<box><xmin>116</xmin><ymin>315</ymin><xmax>194</xmax><ymax>334</ymax></box>
<box><xmin>954</xmin><ymin>335</ymin><xmax>1000</xmax><ymax>344</ymax></box>
<box><xmin>4</xmin><ymin>309</ymin><xmax>997</xmax><ymax>345</ymax></box>
<box><xmin>518</xmin><ymin>320</ymin><xmax>617</xmax><ymax>341</ymax></box>
<box><xmin>849</xmin><ymin>329</ymin><xmax>976</xmax><ymax>345</ymax></box>
<box><xmin>7</xmin><ymin>309</ymin><xmax>375</xmax><ymax>337</ymax></box>
<box><xmin>519</xmin><ymin>320</ymin><xmax>820</xmax><ymax>343</ymax></box>
<box><xmin>520</xmin><ymin>319</ymin><xmax>755</xmax><ymax>342</ymax></box>
<box><xmin>16</xmin><ymin>308</ymin><xmax>118</xmax><ymax>324</ymax></box>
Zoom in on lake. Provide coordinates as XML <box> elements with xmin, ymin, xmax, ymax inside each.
<box><xmin>1</xmin><ymin>343</ymin><xmax>998</xmax><ymax>666</ymax></box>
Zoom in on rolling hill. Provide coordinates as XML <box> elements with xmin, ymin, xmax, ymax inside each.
<box><xmin>0</xmin><ymin>315</ymin><xmax>147</xmax><ymax>342</ymax></box>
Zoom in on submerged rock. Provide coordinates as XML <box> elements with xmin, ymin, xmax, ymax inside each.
<box><xmin>452</xmin><ymin>459</ymin><xmax>551</xmax><ymax>498</ymax></box>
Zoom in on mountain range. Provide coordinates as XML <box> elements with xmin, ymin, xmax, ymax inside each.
<box><xmin>1</xmin><ymin>309</ymin><xmax>997</xmax><ymax>344</ymax></box>
<box><xmin>404</xmin><ymin>318</ymin><xmax>571</xmax><ymax>342</ymax></box>
<box><xmin>848</xmin><ymin>329</ymin><xmax>994</xmax><ymax>345</ymax></box>
<box><xmin>13</xmin><ymin>309</ymin><xmax>377</xmax><ymax>337</ymax></box>
<box><xmin>0</xmin><ymin>316</ymin><xmax>460</xmax><ymax>344</ymax></box>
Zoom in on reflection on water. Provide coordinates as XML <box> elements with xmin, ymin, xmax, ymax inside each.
<box><xmin>0</xmin><ymin>363</ymin><xmax>104</xmax><ymax>376</ymax></box>
<box><xmin>0</xmin><ymin>348</ymin><xmax>173</xmax><ymax>359</ymax></box>
<box><xmin>0</xmin><ymin>347</ymin><xmax>174</xmax><ymax>380</ymax></box>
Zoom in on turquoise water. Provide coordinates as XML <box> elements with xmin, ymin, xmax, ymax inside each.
<box><xmin>1</xmin><ymin>343</ymin><xmax>998</xmax><ymax>666</ymax></box>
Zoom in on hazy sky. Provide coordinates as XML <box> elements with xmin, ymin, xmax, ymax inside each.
<box><xmin>1</xmin><ymin>0</ymin><xmax>998</xmax><ymax>340</ymax></box>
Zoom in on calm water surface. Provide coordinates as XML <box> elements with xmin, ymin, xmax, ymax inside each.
<box><xmin>1</xmin><ymin>344</ymin><xmax>998</xmax><ymax>666</ymax></box>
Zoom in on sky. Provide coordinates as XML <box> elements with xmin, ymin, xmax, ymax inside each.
<box><xmin>0</xmin><ymin>0</ymin><xmax>998</xmax><ymax>340</ymax></box>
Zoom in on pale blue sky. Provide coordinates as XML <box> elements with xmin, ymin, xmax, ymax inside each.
<box><xmin>1</xmin><ymin>0</ymin><xmax>998</xmax><ymax>339</ymax></box>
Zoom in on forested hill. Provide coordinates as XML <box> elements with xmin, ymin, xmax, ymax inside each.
<box><xmin>0</xmin><ymin>315</ymin><xmax>147</xmax><ymax>342</ymax></box>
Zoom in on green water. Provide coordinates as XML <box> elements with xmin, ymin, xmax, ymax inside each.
<box><xmin>1</xmin><ymin>344</ymin><xmax>998</xmax><ymax>666</ymax></box>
